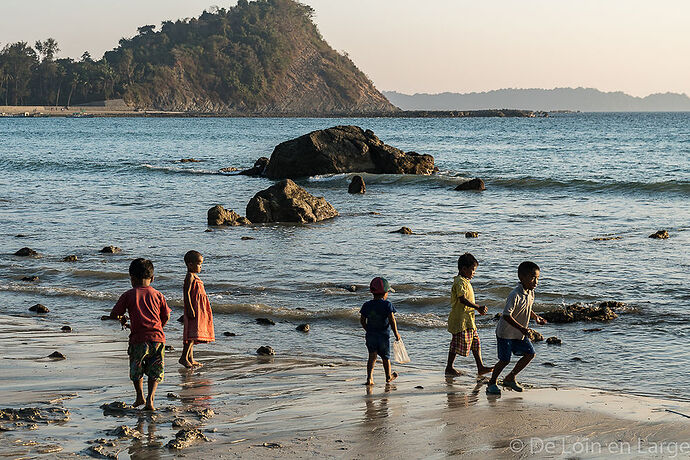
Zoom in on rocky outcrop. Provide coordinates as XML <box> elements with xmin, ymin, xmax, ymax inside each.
<box><xmin>238</xmin><ymin>157</ymin><xmax>269</xmax><ymax>176</ymax></box>
<box><xmin>348</xmin><ymin>175</ymin><xmax>366</xmax><ymax>194</ymax></box>
<box><xmin>207</xmin><ymin>205</ymin><xmax>251</xmax><ymax>226</ymax></box>
<box><xmin>455</xmin><ymin>178</ymin><xmax>485</xmax><ymax>191</ymax></box>
<box><xmin>263</xmin><ymin>126</ymin><xmax>434</xmax><ymax>179</ymax></box>
<box><xmin>15</xmin><ymin>247</ymin><xmax>38</xmax><ymax>257</ymax></box>
<box><xmin>391</xmin><ymin>227</ymin><xmax>413</xmax><ymax>235</ymax></box>
<box><xmin>29</xmin><ymin>304</ymin><xmax>49</xmax><ymax>314</ymax></box>
<box><xmin>540</xmin><ymin>302</ymin><xmax>622</xmax><ymax>323</ymax></box>
<box><xmin>246</xmin><ymin>179</ymin><xmax>338</xmax><ymax>223</ymax></box>
<box><xmin>100</xmin><ymin>246</ymin><xmax>121</xmax><ymax>254</ymax></box>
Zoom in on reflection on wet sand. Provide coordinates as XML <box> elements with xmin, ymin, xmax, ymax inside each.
<box><xmin>445</xmin><ymin>375</ymin><xmax>484</xmax><ymax>409</ymax></box>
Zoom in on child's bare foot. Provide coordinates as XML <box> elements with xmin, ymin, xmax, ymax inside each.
<box><xmin>477</xmin><ymin>366</ymin><xmax>493</xmax><ymax>376</ymax></box>
<box><xmin>364</xmin><ymin>380</ymin><xmax>374</xmax><ymax>386</ymax></box>
<box><xmin>143</xmin><ymin>403</ymin><xmax>155</xmax><ymax>411</ymax></box>
<box><xmin>178</xmin><ymin>357</ymin><xmax>192</xmax><ymax>368</ymax></box>
<box><xmin>133</xmin><ymin>397</ymin><xmax>145</xmax><ymax>408</ymax></box>
<box><xmin>445</xmin><ymin>367</ymin><xmax>462</xmax><ymax>376</ymax></box>
<box><xmin>386</xmin><ymin>372</ymin><xmax>398</xmax><ymax>383</ymax></box>
<box><xmin>191</xmin><ymin>361</ymin><xmax>203</xmax><ymax>368</ymax></box>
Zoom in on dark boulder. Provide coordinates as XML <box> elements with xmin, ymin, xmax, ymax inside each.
<box><xmin>238</xmin><ymin>157</ymin><xmax>270</xmax><ymax>176</ymax></box>
<box><xmin>256</xmin><ymin>318</ymin><xmax>275</xmax><ymax>326</ymax></box>
<box><xmin>21</xmin><ymin>276</ymin><xmax>39</xmax><ymax>282</ymax></box>
<box><xmin>246</xmin><ymin>179</ymin><xmax>338</xmax><ymax>224</ymax></box>
<box><xmin>223</xmin><ymin>332</ymin><xmax>236</xmax><ymax>337</ymax></box>
<box><xmin>649</xmin><ymin>230</ymin><xmax>669</xmax><ymax>239</ymax></box>
<box><xmin>207</xmin><ymin>205</ymin><xmax>251</xmax><ymax>226</ymax></box>
<box><xmin>546</xmin><ymin>336</ymin><xmax>562</xmax><ymax>345</ymax></box>
<box><xmin>541</xmin><ymin>302</ymin><xmax>621</xmax><ymax>323</ymax></box>
<box><xmin>465</xmin><ymin>232</ymin><xmax>479</xmax><ymax>238</ymax></box>
<box><xmin>526</xmin><ymin>329</ymin><xmax>544</xmax><ymax>342</ymax></box>
<box><xmin>263</xmin><ymin>126</ymin><xmax>435</xmax><ymax>179</ymax></box>
<box><xmin>257</xmin><ymin>346</ymin><xmax>275</xmax><ymax>356</ymax></box>
<box><xmin>29</xmin><ymin>304</ymin><xmax>49</xmax><ymax>314</ymax></box>
<box><xmin>179</xmin><ymin>158</ymin><xmax>202</xmax><ymax>163</ymax></box>
<box><xmin>48</xmin><ymin>351</ymin><xmax>66</xmax><ymax>360</ymax></box>
<box><xmin>100</xmin><ymin>246</ymin><xmax>121</xmax><ymax>254</ymax></box>
<box><xmin>455</xmin><ymin>178</ymin><xmax>486</xmax><ymax>191</ymax></box>
<box><xmin>296</xmin><ymin>324</ymin><xmax>310</xmax><ymax>332</ymax></box>
<box><xmin>61</xmin><ymin>326</ymin><xmax>72</xmax><ymax>333</ymax></box>
<box><xmin>63</xmin><ymin>255</ymin><xmax>78</xmax><ymax>262</ymax></box>
<box><xmin>15</xmin><ymin>247</ymin><xmax>38</xmax><ymax>257</ymax></box>
<box><xmin>348</xmin><ymin>175</ymin><xmax>366</xmax><ymax>194</ymax></box>
<box><xmin>391</xmin><ymin>227</ymin><xmax>413</xmax><ymax>235</ymax></box>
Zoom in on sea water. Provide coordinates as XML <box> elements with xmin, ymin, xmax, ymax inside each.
<box><xmin>0</xmin><ymin>113</ymin><xmax>688</xmax><ymax>400</ymax></box>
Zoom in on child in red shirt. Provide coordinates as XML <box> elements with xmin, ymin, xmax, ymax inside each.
<box><xmin>110</xmin><ymin>258</ymin><xmax>170</xmax><ymax>411</ymax></box>
<box><xmin>179</xmin><ymin>250</ymin><xmax>215</xmax><ymax>368</ymax></box>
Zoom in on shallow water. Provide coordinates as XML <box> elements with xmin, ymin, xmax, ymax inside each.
<box><xmin>1</xmin><ymin>113</ymin><xmax>688</xmax><ymax>401</ymax></box>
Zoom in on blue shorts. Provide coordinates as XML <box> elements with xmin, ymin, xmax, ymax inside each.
<box><xmin>497</xmin><ymin>336</ymin><xmax>535</xmax><ymax>362</ymax></box>
<box><xmin>365</xmin><ymin>333</ymin><xmax>391</xmax><ymax>360</ymax></box>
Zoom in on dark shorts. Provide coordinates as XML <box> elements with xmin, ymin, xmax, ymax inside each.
<box><xmin>497</xmin><ymin>336</ymin><xmax>535</xmax><ymax>362</ymax></box>
<box><xmin>365</xmin><ymin>333</ymin><xmax>391</xmax><ymax>360</ymax></box>
<box><xmin>128</xmin><ymin>341</ymin><xmax>165</xmax><ymax>382</ymax></box>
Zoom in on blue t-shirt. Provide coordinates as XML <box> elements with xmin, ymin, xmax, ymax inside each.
<box><xmin>360</xmin><ymin>299</ymin><xmax>397</xmax><ymax>336</ymax></box>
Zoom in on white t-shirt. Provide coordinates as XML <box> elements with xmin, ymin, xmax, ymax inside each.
<box><xmin>495</xmin><ymin>283</ymin><xmax>535</xmax><ymax>340</ymax></box>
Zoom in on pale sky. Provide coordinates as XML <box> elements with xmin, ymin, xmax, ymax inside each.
<box><xmin>1</xmin><ymin>0</ymin><xmax>688</xmax><ymax>97</ymax></box>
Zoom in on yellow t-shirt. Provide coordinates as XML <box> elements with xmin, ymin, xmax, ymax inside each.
<box><xmin>447</xmin><ymin>275</ymin><xmax>476</xmax><ymax>334</ymax></box>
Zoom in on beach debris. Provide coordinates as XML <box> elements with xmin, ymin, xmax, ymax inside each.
<box><xmin>465</xmin><ymin>231</ymin><xmax>479</xmax><ymax>238</ymax></box>
<box><xmin>246</xmin><ymin>179</ymin><xmax>338</xmax><ymax>223</ymax></box>
<box><xmin>391</xmin><ymin>226</ymin><xmax>413</xmax><ymax>235</ymax></box>
<box><xmin>540</xmin><ymin>302</ymin><xmax>622</xmax><ymax>323</ymax></box>
<box><xmin>526</xmin><ymin>329</ymin><xmax>544</xmax><ymax>342</ymax></box>
<box><xmin>166</xmin><ymin>428</ymin><xmax>211</xmax><ymax>449</ymax></box>
<box><xmin>237</xmin><ymin>156</ymin><xmax>270</xmax><ymax>176</ymax></box>
<box><xmin>29</xmin><ymin>303</ymin><xmax>49</xmax><ymax>314</ymax></box>
<box><xmin>0</xmin><ymin>407</ymin><xmax>69</xmax><ymax>424</ymax></box>
<box><xmin>296</xmin><ymin>323</ymin><xmax>310</xmax><ymax>332</ymax></box>
<box><xmin>455</xmin><ymin>178</ymin><xmax>485</xmax><ymax>191</ymax></box>
<box><xmin>166</xmin><ymin>393</ymin><xmax>179</xmax><ymax>399</ymax></box>
<box><xmin>542</xmin><ymin>362</ymin><xmax>557</xmax><ymax>367</ymax></box>
<box><xmin>257</xmin><ymin>346</ymin><xmax>275</xmax><ymax>356</ymax></box>
<box><xmin>207</xmin><ymin>205</ymin><xmax>251</xmax><ymax>226</ymax></box>
<box><xmin>61</xmin><ymin>326</ymin><xmax>72</xmax><ymax>332</ymax></box>
<box><xmin>583</xmin><ymin>328</ymin><xmax>602</xmax><ymax>332</ymax></box>
<box><xmin>348</xmin><ymin>175</ymin><xmax>366</xmax><ymax>194</ymax></box>
<box><xmin>256</xmin><ymin>317</ymin><xmax>275</xmax><ymax>326</ymax></box>
<box><xmin>259</xmin><ymin>442</ymin><xmax>282</xmax><ymax>448</ymax></box>
<box><xmin>187</xmin><ymin>407</ymin><xmax>215</xmax><ymax>419</ymax></box>
<box><xmin>546</xmin><ymin>336</ymin><xmax>562</xmax><ymax>345</ymax></box>
<box><xmin>165</xmin><ymin>345</ymin><xmax>175</xmax><ymax>351</ymax></box>
<box><xmin>15</xmin><ymin>247</ymin><xmax>38</xmax><ymax>257</ymax></box>
<box><xmin>21</xmin><ymin>275</ymin><xmax>40</xmax><ymax>282</ymax></box>
<box><xmin>223</xmin><ymin>331</ymin><xmax>236</xmax><ymax>337</ymax></box>
<box><xmin>649</xmin><ymin>229</ymin><xmax>669</xmax><ymax>239</ymax></box>
<box><xmin>241</xmin><ymin>236</ymin><xmax>255</xmax><ymax>240</ymax></box>
<box><xmin>99</xmin><ymin>246</ymin><xmax>121</xmax><ymax>254</ymax></box>
<box><xmin>179</xmin><ymin>158</ymin><xmax>202</xmax><ymax>163</ymax></box>
<box><xmin>263</xmin><ymin>126</ymin><xmax>434</xmax><ymax>179</ymax></box>
<box><xmin>48</xmin><ymin>351</ymin><xmax>66</xmax><ymax>360</ymax></box>
<box><xmin>665</xmin><ymin>409</ymin><xmax>690</xmax><ymax>419</ymax></box>
<box><xmin>172</xmin><ymin>418</ymin><xmax>191</xmax><ymax>428</ymax></box>
<box><xmin>107</xmin><ymin>425</ymin><xmax>143</xmax><ymax>438</ymax></box>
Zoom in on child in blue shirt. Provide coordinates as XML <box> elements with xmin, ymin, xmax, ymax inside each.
<box><xmin>360</xmin><ymin>277</ymin><xmax>401</xmax><ymax>385</ymax></box>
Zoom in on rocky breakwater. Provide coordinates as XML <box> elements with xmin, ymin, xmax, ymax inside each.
<box><xmin>260</xmin><ymin>125</ymin><xmax>435</xmax><ymax>179</ymax></box>
<box><xmin>246</xmin><ymin>179</ymin><xmax>338</xmax><ymax>224</ymax></box>
<box><xmin>540</xmin><ymin>301</ymin><xmax>625</xmax><ymax>323</ymax></box>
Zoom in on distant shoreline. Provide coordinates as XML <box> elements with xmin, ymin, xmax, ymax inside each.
<box><xmin>0</xmin><ymin>105</ymin><xmax>545</xmax><ymax>118</ymax></box>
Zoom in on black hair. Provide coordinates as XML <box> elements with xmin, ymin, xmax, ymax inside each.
<box><xmin>184</xmin><ymin>250</ymin><xmax>203</xmax><ymax>265</ymax></box>
<box><xmin>457</xmin><ymin>253</ymin><xmax>479</xmax><ymax>271</ymax></box>
<box><xmin>518</xmin><ymin>261</ymin><xmax>540</xmax><ymax>277</ymax></box>
<box><xmin>129</xmin><ymin>258</ymin><xmax>154</xmax><ymax>280</ymax></box>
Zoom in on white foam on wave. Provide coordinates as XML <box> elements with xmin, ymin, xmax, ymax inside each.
<box><xmin>140</xmin><ymin>163</ymin><xmax>220</xmax><ymax>176</ymax></box>
<box><xmin>0</xmin><ymin>283</ymin><xmax>117</xmax><ymax>301</ymax></box>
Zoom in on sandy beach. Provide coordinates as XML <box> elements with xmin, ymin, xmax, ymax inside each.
<box><xmin>3</xmin><ymin>312</ymin><xmax>690</xmax><ymax>459</ymax></box>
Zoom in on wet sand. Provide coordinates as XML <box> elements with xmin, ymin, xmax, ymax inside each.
<box><xmin>2</xmin><ymin>315</ymin><xmax>690</xmax><ymax>459</ymax></box>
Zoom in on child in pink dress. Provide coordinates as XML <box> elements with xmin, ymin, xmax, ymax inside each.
<box><xmin>179</xmin><ymin>250</ymin><xmax>215</xmax><ymax>368</ymax></box>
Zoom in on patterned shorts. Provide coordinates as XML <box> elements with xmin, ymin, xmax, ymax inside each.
<box><xmin>128</xmin><ymin>342</ymin><xmax>165</xmax><ymax>382</ymax></box>
<box><xmin>449</xmin><ymin>329</ymin><xmax>480</xmax><ymax>357</ymax></box>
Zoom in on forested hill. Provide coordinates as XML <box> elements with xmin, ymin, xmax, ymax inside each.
<box><xmin>0</xmin><ymin>0</ymin><xmax>397</xmax><ymax>114</ymax></box>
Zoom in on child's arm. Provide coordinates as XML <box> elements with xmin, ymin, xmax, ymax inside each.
<box><xmin>458</xmin><ymin>295</ymin><xmax>488</xmax><ymax>315</ymax></box>
<box><xmin>530</xmin><ymin>310</ymin><xmax>547</xmax><ymax>325</ymax></box>
<box><xmin>360</xmin><ymin>314</ymin><xmax>367</xmax><ymax>331</ymax></box>
<box><xmin>388</xmin><ymin>312</ymin><xmax>401</xmax><ymax>341</ymax></box>
<box><xmin>183</xmin><ymin>272</ymin><xmax>195</xmax><ymax>319</ymax></box>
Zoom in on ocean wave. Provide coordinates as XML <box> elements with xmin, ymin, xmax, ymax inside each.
<box><xmin>140</xmin><ymin>163</ymin><xmax>221</xmax><ymax>176</ymax></box>
<box><xmin>0</xmin><ymin>283</ymin><xmax>118</xmax><ymax>301</ymax></box>
<box><xmin>491</xmin><ymin>177</ymin><xmax>690</xmax><ymax>195</ymax></box>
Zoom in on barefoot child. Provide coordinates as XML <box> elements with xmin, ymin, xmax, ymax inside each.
<box><xmin>179</xmin><ymin>250</ymin><xmax>215</xmax><ymax>368</ymax></box>
<box><xmin>109</xmin><ymin>258</ymin><xmax>170</xmax><ymax>411</ymax></box>
<box><xmin>360</xmin><ymin>277</ymin><xmax>401</xmax><ymax>385</ymax></box>
<box><xmin>486</xmin><ymin>261</ymin><xmax>547</xmax><ymax>395</ymax></box>
<box><xmin>445</xmin><ymin>253</ymin><xmax>493</xmax><ymax>376</ymax></box>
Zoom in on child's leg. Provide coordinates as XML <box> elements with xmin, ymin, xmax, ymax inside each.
<box><xmin>132</xmin><ymin>378</ymin><xmax>145</xmax><ymax>407</ymax></box>
<box><xmin>470</xmin><ymin>332</ymin><xmax>493</xmax><ymax>375</ymax></box>
<box><xmin>179</xmin><ymin>341</ymin><xmax>192</xmax><ymax>368</ymax></box>
<box><xmin>188</xmin><ymin>342</ymin><xmax>201</xmax><ymax>366</ymax></box>
<box><xmin>504</xmin><ymin>354</ymin><xmax>534</xmax><ymax>382</ymax></box>
<box><xmin>488</xmin><ymin>360</ymin><xmax>510</xmax><ymax>386</ymax></box>
<box><xmin>145</xmin><ymin>378</ymin><xmax>158</xmax><ymax>411</ymax></box>
<box><xmin>365</xmin><ymin>352</ymin><xmax>377</xmax><ymax>385</ymax></box>
<box><xmin>445</xmin><ymin>350</ymin><xmax>460</xmax><ymax>375</ymax></box>
<box><xmin>382</xmin><ymin>358</ymin><xmax>398</xmax><ymax>383</ymax></box>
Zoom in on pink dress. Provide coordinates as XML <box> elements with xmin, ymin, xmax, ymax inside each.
<box><xmin>183</xmin><ymin>275</ymin><xmax>215</xmax><ymax>344</ymax></box>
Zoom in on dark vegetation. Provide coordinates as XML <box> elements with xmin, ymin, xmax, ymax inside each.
<box><xmin>0</xmin><ymin>0</ymin><xmax>394</xmax><ymax>113</ymax></box>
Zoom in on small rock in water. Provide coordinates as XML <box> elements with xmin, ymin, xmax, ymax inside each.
<box><xmin>348</xmin><ymin>175</ymin><xmax>366</xmax><ymax>194</ymax></box>
<box><xmin>257</xmin><ymin>346</ymin><xmax>275</xmax><ymax>356</ymax></box>
<box><xmin>165</xmin><ymin>345</ymin><xmax>175</xmax><ymax>351</ymax></box>
<box><xmin>219</xmin><ymin>166</ymin><xmax>239</xmax><ymax>172</ymax></box>
<box><xmin>48</xmin><ymin>351</ymin><xmax>66</xmax><ymax>360</ymax></box>
<box><xmin>15</xmin><ymin>247</ymin><xmax>38</xmax><ymax>257</ymax></box>
<box><xmin>204</xmin><ymin>228</ymin><xmax>214</xmax><ymax>232</ymax></box>
<box><xmin>61</xmin><ymin>326</ymin><xmax>72</xmax><ymax>333</ymax></box>
<box><xmin>583</xmin><ymin>327</ymin><xmax>602</xmax><ymax>332</ymax></box>
<box><xmin>241</xmin><ymin>236</ymin><xmax>255</xmax><ymax>240</ymax></box>
<box><xmin>415</xmin><ymin>385</ymin><xmax>424</xmax><ymax>389</ymax></box>
<box><xmin>571</xmin><ymin>357</ymin><xmax>584</xmax><ymax>362</ymax></box>
<box><xmin>649</xmin><ymin>229</ymin><xmax>669</xmax><ymax>239</ymax></box>
<box><xmin>261</xmin><ymin>442</ymin><xmax>282</xmax><ymax>448</ymax></box>
<box><xmin>493</xmin><ymin>313</ymin><xmax>502</xmax><ymax>321</ymax></box>
<box><xmin>177</xmin><ymin>315</ymin><xmax>184</xmax><ymax>323</ymax></box>
<box><xmin>21</xmin><ymin>276</ymin><xmax>39</xmax><ymax>282</ymax></box>
<box><xmin>391</xmin><ymin>226</ymin><xmax>413</xmax><ymax>235</ymax></box>
<box><xmin>108</xmin><ymin>425</ymin><xmax>143</xmax><ymax>438</ymax></box>
<box><xmin>179</xmin><ymin>158</ymin><xmax>202</xmax><ymax>163</ymax></box>
<box><xmin>166</xmin><ymin>428</ymin><xmax>211</xmax><ymax>449</ymax></box>
<box><xmin>99</xmin><ymin>246</ymin><xmax>121</xmax><ymax>254</ymax></box>
<box><xmin>29</xmin><ymin>304</ymin><xmax>49</xmax><ymax>314</ymax></box>
<box><xmin>455</xmin><ymin>178</ymin><xmax>485</xmax><ymax>191</ymax></box>
<box><xmin>256</xmin><ymin>318</ymin><xmax>275</xmax><ymax>326</ymax></box>
<box><xmin>344</xmin><ymin>285</ymin><xmax>357</xmax><ymax>292</ymax></box>
<box><xmin>465</xmin><ymin>231</ymin><xmax>479</xmax><ymax>238</ymax></box>
<box><xmin>296</xmin><ymin>324</ymin><xmax>310</xmax><ymax>332</ymax></box>
<box><xmin>223</xmin><ymin>331</ymin><xmax>236</xmax><ymax>337</ymax></box>
<box><xmin>593</xmin><ymin>236</ymin><xmax>622</xmax><ymax>241</ymax></box>
<box><xmin>100</xmin><ymin>315</ymin><xmax>116</xmax><ymax>321</ymax></box>
<box><xmin>526</xmin><ymin>329</ymin><xmax>544</xmax><ymax>342</ymax></box>
<box><xmin>63</xmin><ymin>255</ymin><xmax>78</xmax><ymax>262</ymax></box>
<box><xmin>166</xmin><ymin>393</ymin><xmax>179</xmax><ymax>399</ymax></box>
<box><xmin>542</xmin><ymin>362</ymin><xmax>556</xmax><ymax>367</ymax></box>
<box><xmin>546</xmin><ymin>336</ymin><xmax>562</xmax><ymax>345</ymax></box>
<box><xmin>15</xmin><ymin>234</ymin><xmax>27</xmax><ymax>238</ymax></box>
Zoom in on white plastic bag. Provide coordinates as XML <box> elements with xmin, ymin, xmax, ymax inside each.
<box><xmin>392</xmin><ymin>339</ymin><xmax>411</xmax><ymax>364</ymax></box>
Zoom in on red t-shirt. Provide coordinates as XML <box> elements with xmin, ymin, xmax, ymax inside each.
<box><xmin>111</xmin><ymin>286</ymin><xmax>170</xmax><ymax>344</ymax></box>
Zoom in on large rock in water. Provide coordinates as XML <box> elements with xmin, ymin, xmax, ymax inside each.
<box><xmin>263</xmin><ymin>126</ymin><xmax>435</xmax><ymax>179</ymax></box>
<box><xmin>246</xmin><ymin>179</ymin><xmax>338</xmax><ymax>223</ymax></box>
<box><xmin>207</xmin><ymin>205</ymin><xmax>251</xmax><ymax>226</ymax></box>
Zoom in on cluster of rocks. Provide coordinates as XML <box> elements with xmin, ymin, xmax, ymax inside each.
<box><xmin>540</xmin><ymin>301</ymin><xmax>624</xmax><ymax>323</ymax></box>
